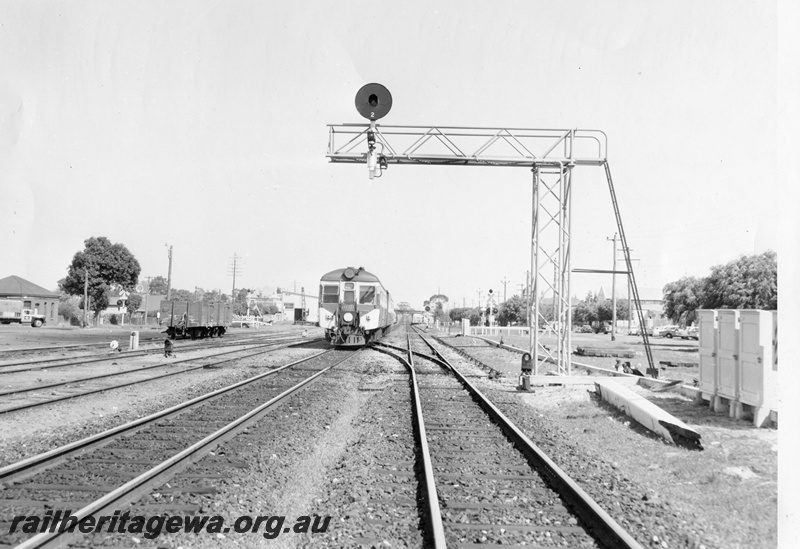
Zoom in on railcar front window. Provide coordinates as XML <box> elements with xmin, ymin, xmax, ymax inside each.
<box><xmin>344</xmin><ymin>291</ymin><xmax>355</xmax><ymax>303</ymax></box>
<box><xmin>359</xmin><ymin>286</ymin><xmax>376</xmax><ymax>304</ymax></box>
<box><xmin>322</xmin><ymin>285</ymin><xmax>339</xmax><ymax>304</ymax></box>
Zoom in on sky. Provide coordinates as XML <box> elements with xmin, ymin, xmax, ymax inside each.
<box><xmin>0</xmin><ymin>0</ymin><xmax>789</xmax><ymax>310</ymax></box>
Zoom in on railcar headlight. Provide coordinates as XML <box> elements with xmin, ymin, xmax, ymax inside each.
<box><xmin>343</xmin><ymin>312</ymin><xmax>354</xmax><ymax>322</ymax></box>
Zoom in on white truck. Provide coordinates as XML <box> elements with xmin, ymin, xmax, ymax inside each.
<box><xmin>0</xmin><ymin>299</ymin><xmax>47</xmax><ymax>327</ymax></box>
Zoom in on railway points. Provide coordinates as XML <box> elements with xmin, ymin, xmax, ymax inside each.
<box><xmin>0</xmin><ymin>349</ymin><xmax>356</xmax><ymax>547</ymax></box>
<box><xmin>0</xmin><ymin>321</ymin><xmax>776</xmax><ymax>548</ymax></box>
<box><xmin>0</xmin><ymin>334</ymin><xmax>321</xmax><ymax>415</ymax></box>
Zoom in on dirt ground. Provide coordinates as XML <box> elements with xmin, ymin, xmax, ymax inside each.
<box><xmin>1</xmin><ymin>325</ymin><xmax>794</xmax><ymax>547</ymax></box>
<box><xmin>0</xmin><ymin>324</ymin><xmax>320</xmax><ymax>466</ymax></box>
<box><xmin>433</xmin><ymin>330</ymin><xmax>788</xmax><ymax>548</ymax></box>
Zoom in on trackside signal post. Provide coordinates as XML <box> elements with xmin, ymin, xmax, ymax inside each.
<box><xmin>328</xmin><ymin>84</ymin><xmax>655</xmax><ymax>376</ymax></box>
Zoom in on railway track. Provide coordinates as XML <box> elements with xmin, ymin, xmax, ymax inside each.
<box><xmin>0</xmin><ymin>335</ymin><xmax>323</xmax><ymax>415</ymax></box>
<box><xmin>0</xmin><ymin>331</ymin><xmax>301</xmax><ymax>372</ymax></box>
<box><xmin>0</xmin><ymin>348</ymin><xmax>358</xmax><ymax>548</ymax></box>
<box><xmin>372</xmin><ymin>324</ymin><xmax>642</xmax><ymax>548</ymax></box>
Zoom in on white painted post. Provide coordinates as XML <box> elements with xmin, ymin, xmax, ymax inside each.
<box><xmin>129</xmin><ymin>331</ymin><xmax>139</xmax><ymax>351</ymax></box>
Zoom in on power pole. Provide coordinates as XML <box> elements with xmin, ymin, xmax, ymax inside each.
<box><xmin>165</xmin><ymin>244</ymin><xmax>173</xmax><ymax>301</ymax></box>
<box><xmin>83</xmin><ymin>268</ymin><xmax>89</xmax><ymax>328</ymax></box>
<box><xmin>228</xmin><ymin>253</ymin><xmax>243</xmax><ymax>303</ymax></box>
<box><xmin>607</xmin><ymin>233</ymin><xmax>618</xmax><ymax>341</ymax></box>
<box><xmin>143</xmin><ymin>276</ymin><xmax>151</xmax><ymax>326</ymax></box>
<box><xmin>500</xmin><ymin>277</ymin><xmax>509</xmax><ymax>302</ymax></box>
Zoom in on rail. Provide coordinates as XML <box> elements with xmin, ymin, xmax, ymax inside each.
<box><xmin>409</xmin><ymin>326</ymin><xmax>644</xmax><ymax>549</ymax></box>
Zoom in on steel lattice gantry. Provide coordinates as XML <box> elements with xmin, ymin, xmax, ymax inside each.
<box><xmin>326</xmin><ymin>124</ymin><xmax>655</xmax><ymax>376</ymax></box>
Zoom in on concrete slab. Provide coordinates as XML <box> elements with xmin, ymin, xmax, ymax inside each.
<box><xmin>594</xmin><ymin>380</ymin><xmax>702</xmax><ymax>448</ymax></box>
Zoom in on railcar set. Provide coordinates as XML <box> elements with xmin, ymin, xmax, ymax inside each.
<box><xmin>318</xmin><ymin>266</ymin><xmax>396</xmax><ymax>347</ymax></box>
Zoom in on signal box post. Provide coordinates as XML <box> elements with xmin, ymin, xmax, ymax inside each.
<box><xmin>518</xmin><ymin>352</ymin><xmax>533</xmax><ymax>391</ymax></box>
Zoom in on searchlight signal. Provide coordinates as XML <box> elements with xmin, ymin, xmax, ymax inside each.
<box><xmin>355</xmin><ymin>83</ymin><xmax>392</xmax><ymax>179</ymax></box>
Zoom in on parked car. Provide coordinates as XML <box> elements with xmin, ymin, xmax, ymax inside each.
<box><xmin>679</xmin><ymin>326</ymin><xmax>699</xmax><ymax>340</ymax></box>
<box><xmin>627</xmin><ymin>326</ymin><xmax>653</xmax><ymax>336</ymax></box>
<box><xmin>653</xmin><ymin>324</ymin><xmax>681</xmax><ymax>338</ymax></box>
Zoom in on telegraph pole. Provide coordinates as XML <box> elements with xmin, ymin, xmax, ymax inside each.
<box><xmin>165</xmin><ymin>244</ymin><xmax>173</xmax><ymax>301</ymax></box>
<box><xmin>143</xmin><ymin>276</ymin><xmax>151</xmax><ymax>326</ymax></box>
<box><xmin>607</xmin><ymin>233</ymin><xmax>618</xmax><ymax>341</ymax></box>
<box><xmin>83</xmin><ymin>268</ymin><xmax>89</xmax><ymax>328</ymax></box>
<box><xmin>228</xmin><ymin>253</ymin><xmax>243</xmax><ymax>303</ymax></box>
<box><xmin>500</xmin><ymin>277</ymin><xmax>509</xmax><ymax>302</ymax></box>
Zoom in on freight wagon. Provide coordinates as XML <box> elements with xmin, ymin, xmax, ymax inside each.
<box><xmin>159</xmin><ymin>301</ymin><xmax>232</xmax><ymax>339</ymax></box>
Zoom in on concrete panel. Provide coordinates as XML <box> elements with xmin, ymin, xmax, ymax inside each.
<box><xmin>594</xmin><ymin>380</ymin><xmax>701</xmax><ymax>448</ymax></box>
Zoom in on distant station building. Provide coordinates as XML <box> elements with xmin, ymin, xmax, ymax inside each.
<box><xmin>278</xmin><ymin>289</ymin><xmax>318</xmax><ymax>323</ymax></box>
<box><xmin>246</xmin><ymin>288</ymin><xmax>319</xmax><ymax>323</ymax></box>
<box><xmin>0</xmin><ymin>275</ymin><xmax>60</xmax><ymax>324</ymax></box>
<box><xmin>595</xmin><ymin>285</ymin><xmax>665</xmax><ymax>328</ymax></box>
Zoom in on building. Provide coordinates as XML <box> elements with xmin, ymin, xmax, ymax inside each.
<box><xmin>247</xmin><ymin>289</ymin><xmax>319</xmax><ymax>323</ymax></box>
<box><xmin>596</xmin><ymin>285</ymin><xmax>665</xmax><ymax>328</ymax></box>
<box><xmin>0</xmin><ymin>275</ymin><xmax>60</xmax><ymax>324</ymax></box>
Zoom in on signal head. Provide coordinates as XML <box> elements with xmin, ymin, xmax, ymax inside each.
<box><xmin>355</xmin><ymin>83</ymin><xmax>392</xmax><ymax>121</ymax></box>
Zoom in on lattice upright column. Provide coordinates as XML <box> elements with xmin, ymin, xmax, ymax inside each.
<box><xmin>530</xmin><ymin>162</ymin><xmax>573</xmax><ymax>375</ymax></box>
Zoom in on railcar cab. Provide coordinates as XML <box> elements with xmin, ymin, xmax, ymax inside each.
<box><xmin>318</xmin><ymin>266</ymin><xmax>387</xmax><ymax>346</ymax></box>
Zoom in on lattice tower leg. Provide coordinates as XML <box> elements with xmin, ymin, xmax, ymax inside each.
<box><xmin>603</xmin><ymin>162</ymin><xmax>656</xmax><ymax>375</ymax></box>
<box><xmin>530</xmin><ymin>163</ymin><xmax>573</xmax><ymax>375</ymax></box>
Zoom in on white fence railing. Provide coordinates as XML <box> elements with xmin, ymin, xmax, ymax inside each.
<box><xmin>467</xmin><ymin>326</ymin><xmax>531</xmax><ymax>337</ymax></box>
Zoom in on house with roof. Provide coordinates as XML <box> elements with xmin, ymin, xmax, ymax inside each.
<box><xmin>0</xmin><ymin>275</ymin><xmax>60</xmax><ymax>325</ymax></box>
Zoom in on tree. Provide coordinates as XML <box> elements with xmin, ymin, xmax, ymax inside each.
<box><xmin>235</xmin><ymin>288</ymin><xmax>250</xmax><ymax>306</ymax></box>
<box><xmin>661</xmin><ymin>251</ymin><xmax>778</xmax><ymax>321</ymax></box>
<box><xmin>148</xmin><ymin>276</ymin><xmax>168</xmax><ymax>295</ymax></box>
<box><xmin>496</xmin><ymin>295</ymin><xmax>526</xmax><ymax>326</ymax></box>
<box><xmin>426</xmin><ymin>293</ymin><xmax>449</xmax><ymax>305</ymax></box>
<box><xmin>573</xmin><ymin>292</ymin><xmax>600</xmax><ymax>326</ymax></box>
<box><xmin>449</xmin><ymin>307</ymin><xmax>481</xmax><ymax>327</ymax></box>
<box><xmin>170</xmin><ymin>289</ymin><xmax>195</xmax><ymax>302</ymax></box>
<box><xmin>663</xmin><ymin>276</ymin><xmax>704</xmax><ymax>324</ymax></box>
<box><xmin>60</xmin><ymin>237</ymin><xmax>141</xmax><ymax>322</ymax></box>
<box><xmin>597</xmin><ymin>298</ymin><xmax>629</xmax><ymax>323</ymax></box>
<box><xmin>201</xmin><ymin>289</ymin><xmax>229</xmax><ymax>304</ymax></box>
<box><xmin>126</xmin><ymin>293</ymin><xmax>143</xmax><ymax>317</ymax></box>
<box><xmin>58</xmin><ymin>293</ymin><xmax>82</xmax><ymax>325</ymax></box>
<box><xmin>702</xmin><ymin>251</ymin><xmax>777</xmax><ymax>310</ymax></box>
